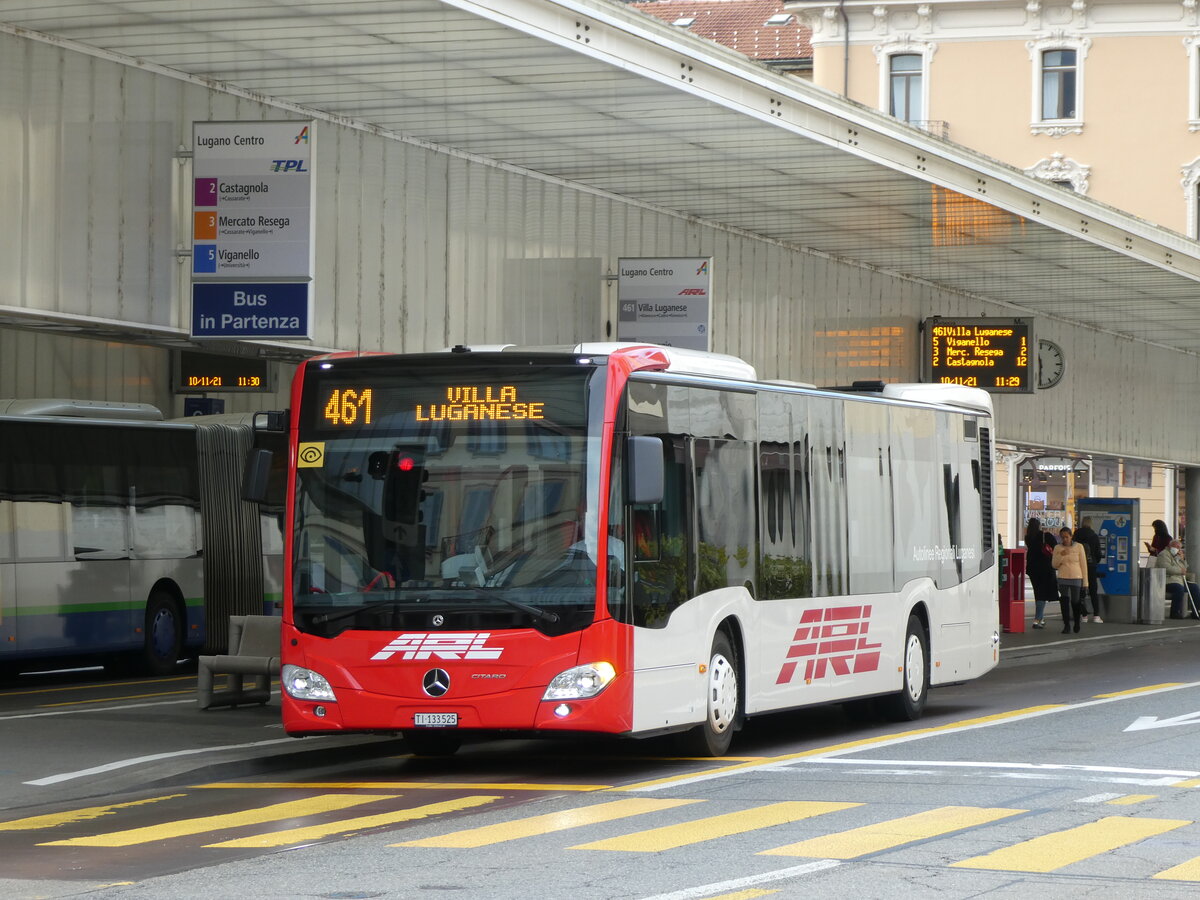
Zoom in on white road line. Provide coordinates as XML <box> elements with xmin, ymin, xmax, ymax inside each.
<box><xmin>1005</xmin><ymin>626</ymin><xmax>1181</xmax><ymax>651</ymax></box>
<box><xmin>628</xmin><ymin>680</ymin><xmax>1200</xmax><ymax>792</ymax></box>
<box><xmin>636</xmin><ymin>859</ymin><xmax>841</xmax><ymax>900</ymax></box>
<box><xmin>0</xmin><ymin>699</ymin><xmax>194</xmax><ymax>720</ymax></box>
<box><xmin>1077</xmin><ymin>793</ymin><xmax>1126</xmax><ymax>803</ymax></box>
<box><xmin>24</xmin><ymin>737</ymin><xmax>298</xmax><ymax>786</ymax></box>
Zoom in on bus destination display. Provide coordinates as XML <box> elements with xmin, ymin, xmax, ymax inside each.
<box><xmin>922</xmin><ymin>317</ymin><xmax>1033</xmax><ymax>394</ymax></box>
<box><xmin>175</xmin><ymin>351</ymin><xmax>271</xmax><ymax>393</ymax></box>
<box><xmin>321</xmin><ymin>384</ymin><xmax>547</xmax><ymax>428</ymax></box>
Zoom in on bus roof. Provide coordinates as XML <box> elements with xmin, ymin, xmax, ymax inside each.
<box><xmin>0</xmin><ymin>398</ymin><xmax>164</xmax><ymax>421</ymax></box>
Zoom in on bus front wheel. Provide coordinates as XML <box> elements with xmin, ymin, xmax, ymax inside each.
<box><xmin>142</xmin><ymin>591</ymin><xmax>183</xmax><ymax>676</ymax></box>
<box><xmin>878</xmin><ymin>614</ymin><xmax>929</xmax><ymax>721</ymax></box>
<box><xmin>677</xmin><ymin>631</ymin><xmax>739</xmax><ymax>757</ymax></box>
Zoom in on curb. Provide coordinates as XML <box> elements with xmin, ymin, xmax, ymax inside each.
<box><xmin>999</xmin><ymin>622</ymin><xmax>1200</xmax><ymax>668</ymax></box>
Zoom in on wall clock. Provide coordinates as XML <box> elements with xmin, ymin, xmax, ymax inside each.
<box><xmin>1038</xmin><ymin>339</ymin><xmax>1065</xmax><ymax>389</ymax></box>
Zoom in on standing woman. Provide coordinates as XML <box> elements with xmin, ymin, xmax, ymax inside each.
<box><xmin>1024</xmin><ymin>518</ymin><xmax>1057</xmax><ymax>629</ymax></box>
<box><xmin>1053</xmin><ymin>527</ymin><xmax>1089</xmax><ymax>634</ymax></box>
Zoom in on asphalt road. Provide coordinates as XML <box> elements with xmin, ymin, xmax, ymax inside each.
<box><xmin>2</xmin><ymin>633</ymin><xmax>1200</xmax><ymax>899</ymax></box>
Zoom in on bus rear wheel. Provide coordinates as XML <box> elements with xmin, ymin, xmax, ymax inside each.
<box><xmin>878</xmin><ymin>614</ymin><xmax>929</xmax><ymax>721</ymax></box>
<box><xmin>142</xmin><ymin>590</ymin><xmax>183</xmax><ymax>676</ymax></box>
<box><xmin>676</xmin><ymin>631</ymin><xmax>738</xmax><ymax>757</ymax></box>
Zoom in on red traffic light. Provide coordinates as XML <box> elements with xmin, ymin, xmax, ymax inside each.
<box><xmin>396</xmin><ymin>455</ymin><xmax>417</xmax><ymax>472</ymax></box>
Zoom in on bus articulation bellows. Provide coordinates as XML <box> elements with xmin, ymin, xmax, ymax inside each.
<box><xmin>269</xmin><ymin>344</ymin><xmax>999</xmax><ymax>756</ymax></box>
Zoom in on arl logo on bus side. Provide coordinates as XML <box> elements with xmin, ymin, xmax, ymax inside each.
<box><xmin>371</xmin><ymin>632</ymin><xmax>503</xmax><ymax>661</ymax></box>
<box><xmin>776</xmin><ymin>605</ymin><xmax>881</xmax><ymax>684</ymax></box>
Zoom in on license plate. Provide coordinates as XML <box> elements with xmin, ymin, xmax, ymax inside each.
<box><xmin>413</xmin><ymin>712</ymin><xmax>458</xmax><ymax>728</ymax></box>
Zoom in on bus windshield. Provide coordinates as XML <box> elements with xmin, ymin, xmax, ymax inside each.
<box><xmin>293</xmin><ymin>360</ymin><xmax>609</xmax><ymax>637</ymax></box>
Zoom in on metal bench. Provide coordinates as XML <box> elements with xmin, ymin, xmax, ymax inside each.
<box><xmin>196</xmin><ymin>615</ymin><xmax>281</xmax><ymax>709</ymax></box>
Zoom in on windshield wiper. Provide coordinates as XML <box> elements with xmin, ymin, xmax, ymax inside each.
<box><xmin>307</xmin><ymin>590</ymin><xmax>559</xmax><ymax>626</ymax></box>
<box><xmin>310</xmin><ymin>597</ymin><xmax>410</xmax><ymax>626</ymax></box>
<box><xmin>457</xmin><ymin>588</ymin><xmax>559</xmax><ymax>624</ymax></box>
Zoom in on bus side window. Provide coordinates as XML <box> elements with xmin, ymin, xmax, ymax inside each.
<box><xmin>632</xmin><ymin>507</ymin><xmax>659</xmax><ymax>561</ymax></box>
<box><xmin>631</xmin><ymin>436</ymin><xmax>687</xmax><ymax>629</ymax></box>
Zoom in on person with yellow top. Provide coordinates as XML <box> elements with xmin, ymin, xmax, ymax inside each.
<box><xmin>1052</xmin><ymin>526</ymin><xmax>1088</xmax><ymax>634</ymax></box>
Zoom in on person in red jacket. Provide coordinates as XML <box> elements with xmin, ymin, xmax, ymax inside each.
<box><xmin>1148</xmin><ymin>520</ymin><xmax>1173</xmax><ymax>557</ymax></box>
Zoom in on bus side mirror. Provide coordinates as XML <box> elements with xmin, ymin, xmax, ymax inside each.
<box><xmin>627</xmin><ymin>436</ymin><xmax>664</xmax><ymax>506</ymax></box>
<box><xmin>242</xmin><ymin>448</ymin><xmax>273</xmax><ymax>503</ymax></box>
<box><xmin>252</xmin><ymin>409</ymin><xmax>288</xmax><ymax>433</ymax></box>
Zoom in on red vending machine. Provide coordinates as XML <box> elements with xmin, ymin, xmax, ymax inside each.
<box><xmin>1000</xmin><ymin>547</ymin><xmax>1027</xmax><ymax>633</ymax></box>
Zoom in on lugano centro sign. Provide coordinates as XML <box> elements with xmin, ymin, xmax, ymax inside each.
<box><xmin>190</xmin><ymin>120</ymin><xmax>315</xmax><ymax>340</ymax></box>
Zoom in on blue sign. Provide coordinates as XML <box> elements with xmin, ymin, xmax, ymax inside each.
<box><xmin>184</xmin><ymin>398</ymin><xmax>226</xmax><ymax>416</ymax></box>
<box><xmin>193</xmin><ymin>245</ymin><xmax>217</xmax><ymax>273</ymax></box>
<box><xmin>191</xmin><ymin>282</ymin><xmax>310</xmax><ymax>339</ymax></box>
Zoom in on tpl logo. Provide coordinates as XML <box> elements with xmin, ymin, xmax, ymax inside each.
<box><xmin>270</xmin><ymin>159</ymin><xmax>309</xmax><ymax>173</ymax></box>
<box><xmin>371</xmin><ymin>632</ymin><xmax>503</xmax><ymax>661</ymax></box>
<box><xmin>775</xmin><ymin>605</ymin><xmax>881</xmax><ymax>684</ymax></box>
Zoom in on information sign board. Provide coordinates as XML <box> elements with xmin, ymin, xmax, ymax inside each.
<box><xmin>617</xmin><ymin>258</ymin><xmax>712</xmax><ymax>351</ymax></box>
<box><xmin>922</xmin><ymin>317</ymin><xmax>1033</xmax><ymax>394</ymax></box>
<box><xmin>175</xmin><ymin>351</ymin><xmax>272</xmax><ymax>394</ymax></box>
<box><xmin>191</xmin><ymin>120</ymin><xmax>314</xmax><ymax>339</ymax></box>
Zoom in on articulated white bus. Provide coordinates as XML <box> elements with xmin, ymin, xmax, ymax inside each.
<box><xmin>0</xmin><ymin>399</ymin><xmax>283</xmax><ymax>675</ymax></box>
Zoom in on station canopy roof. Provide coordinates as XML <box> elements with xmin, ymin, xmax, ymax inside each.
<box><xmin>5</xmin><ymin>0</ymin><xmax>1200</xmax><ymax>354</ymax></box>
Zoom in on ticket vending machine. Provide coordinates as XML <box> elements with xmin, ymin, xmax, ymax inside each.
<box><xmin>1076</xmin><ymin>497</ymin><xmax>1139</xmax><ymax>624</ymax></box>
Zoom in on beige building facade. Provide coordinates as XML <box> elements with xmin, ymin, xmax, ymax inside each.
<box><xmin>788</xmin><ymin>0</ymin><xmax>1200</xmax><ymax>237</ymax></box>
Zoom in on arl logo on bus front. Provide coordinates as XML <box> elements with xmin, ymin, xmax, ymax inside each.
<box><xmin>776</xmin><ymin>605</ymin><xmax>882</xmax><ymax>684</ymax></box>
<box><xmin>371</xmin><ymin>632</ymin><xmax>504</xmax><ymax>661</ymax></box>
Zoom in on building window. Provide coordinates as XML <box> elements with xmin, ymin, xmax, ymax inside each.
<box><xmin>1027</xmin><ymin>36</ymin><xmax>1090</xmax><ymax>136</ymax></box>
<box><xmin>1025</xmin><ymin>153</ymin><xmax>1090</xmax><ymax>194</ymax></box>
<box><xmin>1185</xmin><ymin>35</ymin><xmax>1200</xmax><ymax>131</ymax></box>
<box><xmin>1041</xmin><ymin>50</ymin><xmax>1077</xmax><ymax>120</ymax></box>
<box><xmin>889</xmin><ymin>54</ymin><xmax>923</xmax><ymax>122</ymax></box>
<box><xmin>873</xmin><ymin>38</ymin><xmax>937</xmax><ymax>130</ymax></box>
<box><xmin>1181</xmin><ymin>158</ymin><xmax>1200</xmax><ymax>238</ymax></box>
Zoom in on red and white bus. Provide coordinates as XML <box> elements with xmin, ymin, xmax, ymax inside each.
<box><xmin>266</xmin><ymin>344</ymin><xmax>999</xmax><ymax>756</ymax></box>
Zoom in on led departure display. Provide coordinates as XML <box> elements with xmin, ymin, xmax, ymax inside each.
<box><xmin>922</xmin><ymin>317</ymin><xmax>1034</xmax><ymax>394</ymax></box>
<box><xmin>175</xmin><ymin>351</ymin><xmax>271</xmax><ymax>393</ymax></box>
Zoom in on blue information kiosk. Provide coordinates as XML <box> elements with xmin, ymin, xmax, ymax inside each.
<box><xmin>1076</xmin><ymin>497</ymin><xmax>1140</xmax><ymax>624</ymax></box>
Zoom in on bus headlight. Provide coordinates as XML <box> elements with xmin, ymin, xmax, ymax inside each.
<box><xmin>543</xmin><ymin>662</ymin><xmax>617</xmax><ymax>700</ymax></box>
<box><xmin>282</xmin><ymin>664</ymin><xmax>337</xmax><ymax>702</ymax></box>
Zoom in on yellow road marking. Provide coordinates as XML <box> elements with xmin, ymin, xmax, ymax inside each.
<box><xmin>396</xmin><ymin>798</ymin><xmax>700</xmax><ymax>849</ymax></box>
<box><xmin>571</xmin><ymin>801</ymin><xmax>859</xmax><ymax>853</ymax></box>
<box><xmin>759</xmin><ymin>806</ymin><xmax>1025</xmax><ymax>859</ymax></box>
<box><xmin>1107</xmin><ymin>795</ymin><xmax>1156</xmax><ymax>806</ymax></box>
<box><xmin>951</xmin><ymin>816</ymin><xmax>1191</xmax><ymax>872</ymax></box>
<box><xmin>707</xmin><ymin>891</ymin><xmax>779</xmax><ymax>900</ymax></box>
<box><xmin>0</xmin><ymin>795</ymin><xmax>185</xmax><ymax>831</ymax></box>
<box><xmin>39</xmin><ymin>794</ymin><xmax>398</xmax><ymax>847</ymax></box>
<box><xmin>195</xmin><ymin>781</ymin><xmax>610</xmax><ymax>792</ymax></box>
<box><xmin>615</xmin><ymin>706</ymin><xmax>1065</xmax><ymax>792</ymax></box>
<box><xmin>39</xmin><ymin>689</ymin><xmax>196</xmax><ymax>707</ymax></box>
<box><xmin>1173</xmin><ymin>778</ymin><xmax>1200</xmax><ymax>788</ymax></box>
<box><xmin>207</xmin><ymin>796</ymin><xmax>500</xmax><ymax>848</ymax></box>
<box><xmin>0</xmin><ymin>676</ymin><xmax>195</xmax><ymax>698</ymax></box>
<box><xmin>1094</xmin><ymin>684</ymin><xmax>1183</xmax><ymax>698</ymax></box>
<box><xmin>1154</xmin><ymin>855</ymin><xmax>1200</xmax><ymax>881</ymax></box>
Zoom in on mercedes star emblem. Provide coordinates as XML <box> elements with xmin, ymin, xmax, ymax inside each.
<box><xmin>432</xmin><ymin>614</ymin><xmax>444</xmax><ymax>626</ymax></box>
<box><xmin>423</xmin><ymin>668</ymin><xmax>450</xmax><ymax>697</ymax></box>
